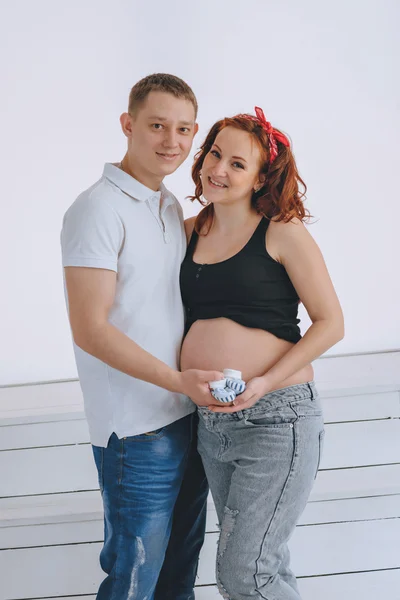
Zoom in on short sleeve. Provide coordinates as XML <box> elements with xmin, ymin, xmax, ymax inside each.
<box><xmin>61</xmin><ymin>194</ymin><xmax>124</xmax><ymax>272</ymax></box>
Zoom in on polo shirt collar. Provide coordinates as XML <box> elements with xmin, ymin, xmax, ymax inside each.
<box><xmin>103</xmin><ymin>163</ymin><xmax>171</xmax><ymax>203</ymax></box>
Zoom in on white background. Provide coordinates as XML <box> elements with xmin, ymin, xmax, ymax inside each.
<box><xmin>0</xmin><ymin>0</ymin><xmax>399</xmax><ymax>385</ymax></box>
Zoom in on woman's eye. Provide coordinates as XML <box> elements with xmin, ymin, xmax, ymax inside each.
<box><xmin>233</xmin><ymin>162</ymin><xmax>244</xmax><ymax>169</ymax></box>
<box><xmin>211</xmin><ymin>150</ymin><xmax>220</xmax><ymax>158</ymax></box>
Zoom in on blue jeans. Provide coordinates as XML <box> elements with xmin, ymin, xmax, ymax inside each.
<box><xmin>92</xmin><ymin>412</ymin><xmax>208</xmax><ymax>600</ymax></box>
<box><xmin>197</xmin><ymin>382</ymin><xmax>324</xmax><ymax>600</ymax></box>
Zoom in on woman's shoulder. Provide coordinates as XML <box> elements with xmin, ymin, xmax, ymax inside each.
<box><xmin>268</xmin><ymin>216</ymin><xmax>308</xmax><ymax>240</ymax></box>
<box><xmin>266</xmin><ymin>217</ymin><xmax>311</xmax><ymax>262</ymax></box>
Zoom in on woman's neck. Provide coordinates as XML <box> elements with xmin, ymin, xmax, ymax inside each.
<box><xmin>211</xmin><ymin>204</ymin><xmax>260</xmax><ymax>236</ymax></box>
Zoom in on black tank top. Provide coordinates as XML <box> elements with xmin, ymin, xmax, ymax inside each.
<box><xmin>179</xmin><ymin>217</ymin><xmax>302</xmax><ymax>343</ymax></box>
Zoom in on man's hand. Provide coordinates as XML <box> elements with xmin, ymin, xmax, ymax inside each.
<box><xmin>178</xmin><ymin>369</ymin><xmax>226</xmax><ymax>407</ymax></box>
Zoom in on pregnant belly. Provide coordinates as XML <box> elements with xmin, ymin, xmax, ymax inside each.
<box><xmin>180</xmin><ymin>318</ymin><xmax>314</xmax><ymax>389</ymax></box>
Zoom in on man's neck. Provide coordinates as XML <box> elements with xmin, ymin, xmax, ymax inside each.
<box><xmin>120</xmin><ymin>156</ymin><xmax>162</xmax><ymax>192</ymax></box>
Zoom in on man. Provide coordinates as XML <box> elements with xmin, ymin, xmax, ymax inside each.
<box><xmin>61</xmin><ymin>73</ymin><xmax>223</xmax><ymax>600</ymax></box>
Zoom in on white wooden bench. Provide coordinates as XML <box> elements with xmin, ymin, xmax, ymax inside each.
<box><xmin>0</xmin><ymin>352</ymin><xmax>399</xmax><ymax>599</ymax></box>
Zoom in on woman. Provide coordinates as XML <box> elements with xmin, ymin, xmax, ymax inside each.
<box><xmin>179</xmin><ymin>107</ymin><xmax>344</xmax><ymax>600</ymax></box>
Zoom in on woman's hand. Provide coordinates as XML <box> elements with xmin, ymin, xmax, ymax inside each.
<box><xmin>209</xmin><ymin>375</ymin><xmax>273</xmax><ymax>413</ymax></box>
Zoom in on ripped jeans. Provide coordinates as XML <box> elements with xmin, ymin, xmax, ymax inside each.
<box><xmin>92</xmin><ymin>412</ymin><xmax>208</xmax><ymax>600</ymax></box>
<box><xmin>198</xmin><ymin>381</ymin><xmax>324</xmax><ymax>600</ymax></box>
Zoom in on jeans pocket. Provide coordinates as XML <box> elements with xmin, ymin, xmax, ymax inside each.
<box><xmin>245</xmin><ymin>405</ymin><xmax>298</xmax><ymax>428</ymax></box>
<box><xmin>92</xmin><ymin>446</ymin><xmax>104</xmax><ymax>493</ymax></box>
<box><xmin>290</xmin><ymin>395</ymin><xmax>323</xmax><ymax>418</ymax></box>
<box><xmin>315</xmin><ymin>429</ymin><xmax>325</xmax><ymax>479</ymax></box>
<box><xmin>125</xmin><ymin>427</ymin><xmax>166</xmax><ymax>442</ymax></box>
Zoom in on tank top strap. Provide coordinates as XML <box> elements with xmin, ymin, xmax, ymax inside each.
<box><xmin>243</xmin><ymin>216</ymin><xmax>270</xmax><ymax>253</ymax></box>
<box><xmin>186</xmin><ymin>226</ymin><xmax>199</xmax><ymax>257</ymax></box>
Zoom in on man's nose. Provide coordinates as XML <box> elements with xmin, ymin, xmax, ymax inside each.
<box><xmin>163</xmin><ymin>130</ymin><xmax>179</xmax><ymax>148</ymax></box>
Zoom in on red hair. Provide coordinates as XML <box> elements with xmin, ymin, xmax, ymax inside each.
<box><xmin>188</xmin><ymin>115</ymin><xmax>310</xmax><ymax>234</ymax></box>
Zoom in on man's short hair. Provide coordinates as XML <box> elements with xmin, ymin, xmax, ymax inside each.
<box><xmin>128</xmin><ymin>73</ymin><xmax>198</xmax><ymax>119</ymax></box>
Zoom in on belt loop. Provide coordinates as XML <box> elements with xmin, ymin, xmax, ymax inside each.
<box><xmin>233</xmin><ymin>409</ymin><xmax>244</xmax><ymax>420</ymax></box>
<box><xmin>307</xmin><ymin>382</ymin><xmax>314</xmax><ymax>400</ymax></box>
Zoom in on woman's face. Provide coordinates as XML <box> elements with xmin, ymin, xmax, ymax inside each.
<box><xmin>201</xmin><ymin>126</ymin><xmax>264</xmax><ymax>206</ymax></box>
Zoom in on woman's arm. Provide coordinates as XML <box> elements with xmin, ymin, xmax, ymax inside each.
<box><xmin>262</xmin><ymin>218</ymin><xmax>344</xmax><ymax>384</ymax></box>
<box><xmin>211</xmin><ymin>218</ymin><xmax>344</xmax><ymax>412</ymax></box>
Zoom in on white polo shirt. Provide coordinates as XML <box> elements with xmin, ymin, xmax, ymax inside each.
<box><xmin>61</xmin><ymin>163</ymin><xmax>195</xmax><ymax>447</ymax></box>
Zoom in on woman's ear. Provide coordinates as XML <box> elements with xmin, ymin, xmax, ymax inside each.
<box><xmin>254</xmin><ymin>174</ymin><xmax>266</xmax><ymax>193</ymax></box>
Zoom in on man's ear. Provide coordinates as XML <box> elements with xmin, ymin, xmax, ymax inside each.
<box><xmin>120</xmin><ymin>112</ymin><xmax>134</xmax><ymax>138</ymax></box>
<box><xmin>194</xmin><ymin>122</ymin><xmax>199</xmax><ymax>137</ymax></box>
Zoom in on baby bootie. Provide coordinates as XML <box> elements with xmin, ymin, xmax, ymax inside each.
<box><xmin>224</xmin><ymin>369</ymin><xmax>246</xmax><ymax>394</ymax></box>
<box><xmin>209</xmin><ymin>379</ymin><xmax>236</xmax><ymax>404</ymax></box>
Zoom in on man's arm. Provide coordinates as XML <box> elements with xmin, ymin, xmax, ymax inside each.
<box><xmin>65</xmin><ymin>266</ymin><xmax>223</xmax><ymax>406</ymax></box>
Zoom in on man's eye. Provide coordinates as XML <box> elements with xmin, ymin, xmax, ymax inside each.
<box><xmin>180</xmin><ymin>127</ymin><xmax>190</xmax><ymax>133</ymax></box>
<box><xmin>152</xmin><ymin>124</ymin><xmax>163</xmax><ymax>130</ymax></box>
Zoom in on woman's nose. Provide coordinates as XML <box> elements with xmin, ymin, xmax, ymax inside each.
<box><xmin>211</xmin><ymin>163</ymin><xmax>228</xmax><ymax>178</ymax></box>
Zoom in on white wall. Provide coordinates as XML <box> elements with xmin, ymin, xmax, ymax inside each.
<box><xmin>0</xmin><ymin>0</ymin><xmax>399</xmax><ymax>385</ymax></box>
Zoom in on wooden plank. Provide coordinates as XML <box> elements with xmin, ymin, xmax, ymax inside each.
<box><xmin>0</xmin><ymin>491</ymin><xmax>102</xmax><ymax>527</ymax></box>
<box><xmin>321</xmin><ymin>388</ymin><xmax>400</xmax><ymax>423</ymax></box>
<box><xmin>0</xmin><ymin>350</ymin><xmax>399</xmax><ymax>425</ymax></box>
<box><xmin>320</xmin><ymin>419</ymin><xmax>400</xmax><ymax>470</ymax></box>
<box><xmin>0</xmin><ymin>418</ymin><xmax>90</xmax><ymax>451</ymax></box>
<box><xmin>195</xmin><ymin>589</ymin><xmax>222</xmax><ymax>600</ymax></box>
<box><xmin>1</xmin><ymin>518</ymin><xmax>399</xmax><ymax>598</ymax></box>
<box><xmin>1</xmin><ymin>417</ymin><xmax>399</xmax><ymax>498</ymax></box>
<box><xmin>292</xmin><ymin>517</ymin><xmax>400</xmax><ymax>578</ymax></box>
<box><xmin>2</xmin><ymin>494</ymin><xmax>398</xmax><ymax>549</ymax></box>
<box><xmin>0</xmin><ymin>388</ymin><xmax>398</xmax><ymax>452</ymax></box>
<box><xmin>0</xmin><ymin>520</ymin><xmax>103</xmax><ymax>550</ymax></box>
<box><xmin>0</xmin><ymin>445</ymin><xmax>98</xmax><ymax>497</ymax></box>
<box><xmin>0</xmin><ymin>543</ymin><xmax>103</xmax><ymax>599</ymax></box>
<box><xmin>196</xmin><ymin>570</ymin><xmax>400</xmax><ymax>600</ymax></box>
<box><xmin>0</xmin><ymin>380</ymin><xmax>83</xmax><ymax>422</ymax></box>
<box><xmin>300</xmin><ymin>494</ymin><xmax>400</xmax><ymax>525</ymax></box>
<box><xmin>313</xmin><ymin>464</ymin><xmax>400</xmax><ymax>500</ymax></box>
<box><xmin>1</xmin><ymin>490</ymin><xmax>398</xmax><ymax>531</ymax></box>
<box><xmin>197</xmin><ymin>517</ymin><xmax>400</xmax><ymax>586</ymax></box>
<box><xmin>313</xmin><ymin>351</ymin><xmax>400</xmax><ymax>390</ymax></box>
<box><xmin>298</xmin><ymin>569</ymin><xmax>400</xmax><ymax>600</ymax></box>
<box><xmin>205</xmin><ymin>494</ymin><xmax>400</xmax><ymax>533</ymax></box>
<box><xmin>37</xmin><ymin>569</ymin><xmax>400</xmax><ymax>600</ymax></box>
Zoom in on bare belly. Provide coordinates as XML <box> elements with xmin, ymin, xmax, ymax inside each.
<box><xmin>180</xmin><ymin>318</ymin><xmax>314</xmax><ymax>390</ymax></box>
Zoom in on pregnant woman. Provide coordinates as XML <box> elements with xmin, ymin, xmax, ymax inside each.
<box><xmin>179</xmin><ymin>108</ymin><xmax>344</xmax><ymax>600</ymax></box>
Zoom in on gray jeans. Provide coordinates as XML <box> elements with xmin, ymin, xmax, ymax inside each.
<box><xmin>198</xmin><ymin>381</ymin><xmax>324</xmax><ymax>600</ymax></box>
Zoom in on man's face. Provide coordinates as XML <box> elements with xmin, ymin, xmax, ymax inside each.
<box><xmin>123</xmin><ymin>91</ymin><xmax>198</xmax><ymax>188</ymax></box>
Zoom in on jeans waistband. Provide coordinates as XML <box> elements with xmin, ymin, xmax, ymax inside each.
<box><xmin>199</xmin><ymin>380</ymin><xmax>318</xmax><ymax>422</ymax></box>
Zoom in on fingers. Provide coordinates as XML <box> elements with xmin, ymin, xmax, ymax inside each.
<box><xmin>210</xmin><ymin>393</ymin><xmax>256</xmax><ymax>413</ymax></box>
<box><xmin>209</xmin><ymin>400</ymin><xmax>232</xmax><ymax>408</ymax></box>
<box><xmin>210</xmin><ymin>404</ymin><xmax>240</xmax><ymax>414</ymax></box>
<box><xmin>232</xmin><ymin>390</ymin><xmax>253</xmax><ymax>406</ymax></box>
<box><xmin>204</xmin><ymin>370</ymin><xmax>225</xmax><ymax>382</ymax></box>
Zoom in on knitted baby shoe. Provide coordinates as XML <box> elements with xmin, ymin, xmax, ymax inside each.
<box><xmin>209</xmin><ymin>379</ymin><xmax>236</xmax><ymax>404</ymax></box>
<box><xmin>211</xmin><ymin>388</ymin><xmax>237</xmax><ymax>403</ymax></box>
<box><xmin>224</xmin><ymin>369</ymin><xmax>246</xmax><ymax>394</ymax></box>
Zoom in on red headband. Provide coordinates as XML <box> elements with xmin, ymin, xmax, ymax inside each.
<box><xmin>236</xmin><ymin>106</ymin><xmax>289</xmax><ymax>163</ymax></box>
